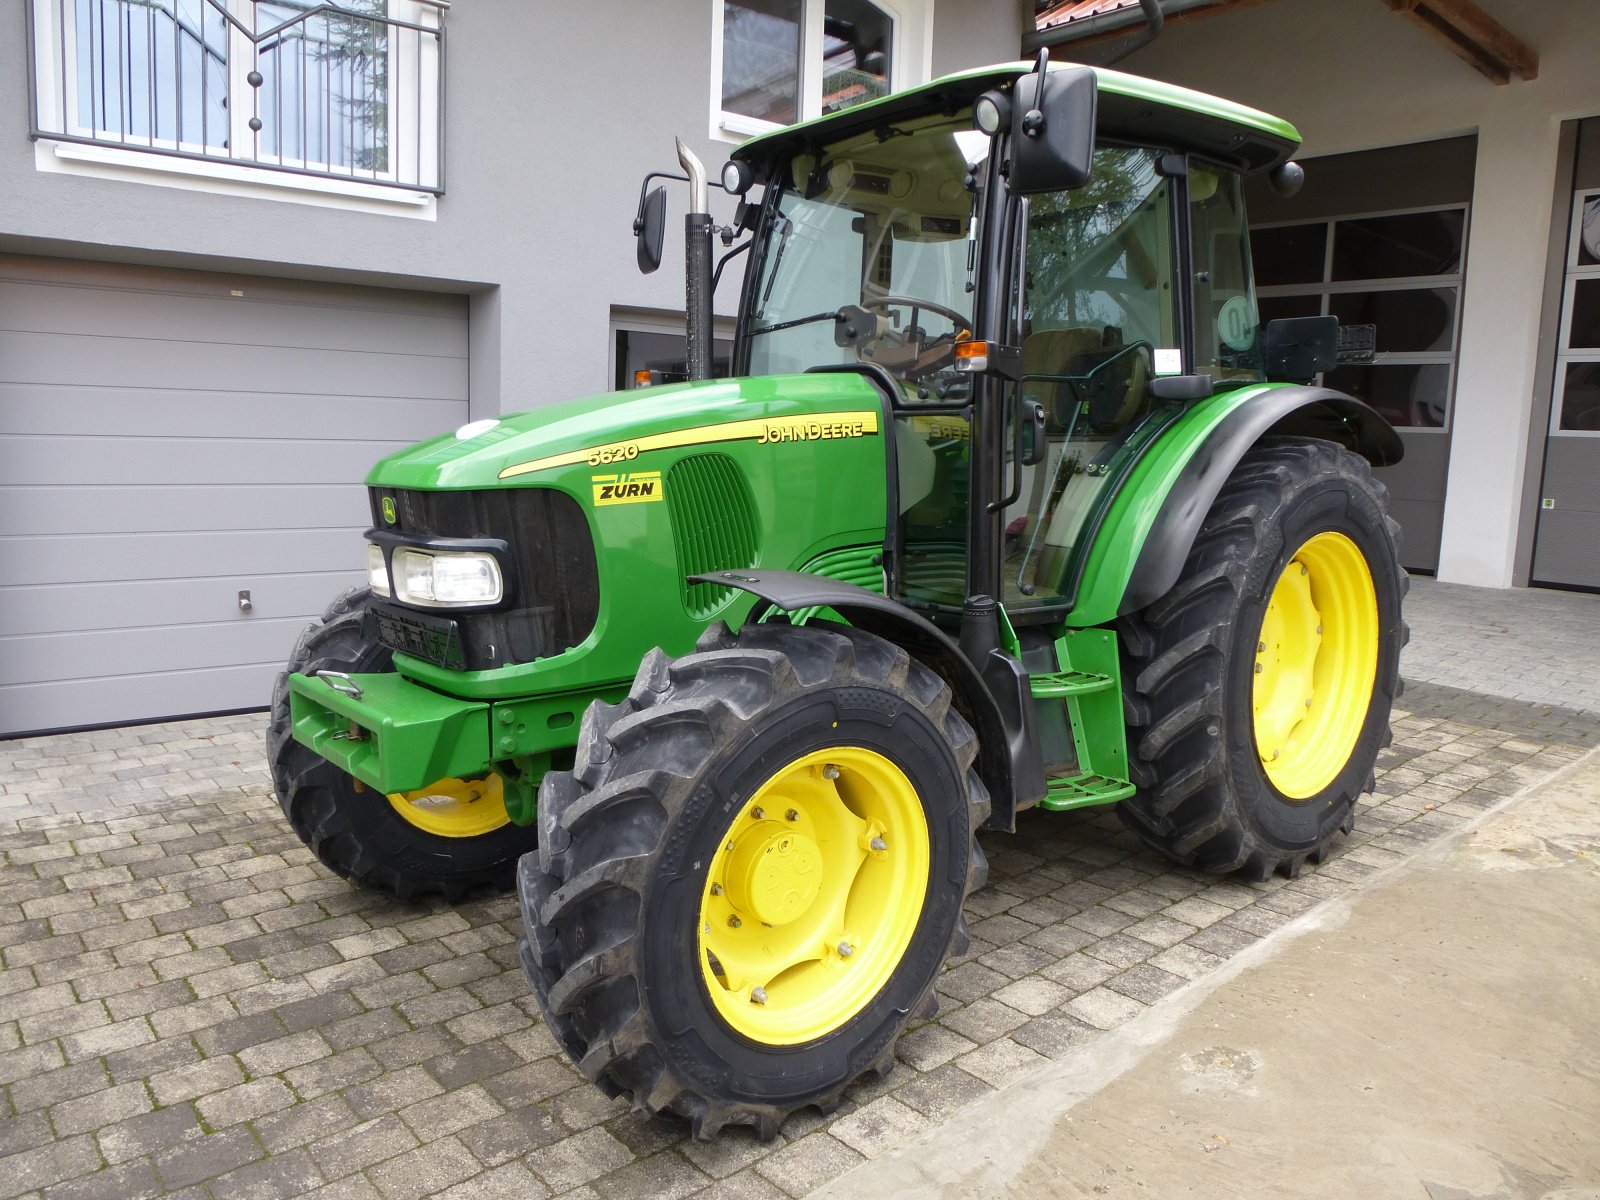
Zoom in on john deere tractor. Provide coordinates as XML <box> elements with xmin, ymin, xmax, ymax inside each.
<box><xmin>270</xmin><ymin>51</ymin><xmax>1404</xmax><ymax>1138</ymax></box>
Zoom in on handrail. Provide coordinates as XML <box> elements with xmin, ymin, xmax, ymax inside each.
<box><xmin>27</xmin><ymin>0</ymin><xmax>445</xmax><ymax>193</ymax></box>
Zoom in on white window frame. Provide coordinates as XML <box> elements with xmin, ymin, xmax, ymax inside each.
<box><xmin>28</xmin><ymin>0</ymin><xmax>443</xmax><ymax>210</ymax></box>
<box><xmin>1550</xmin><ymin>188</ymin><xmax>1600</xmax><ymax>438</ymax></box>
<box><xmin>1253</xmin><ymin>201</ymin><xmax>1471</xmax><ymax>434</ymax></box>
<box><xmin>709</xmin><ymin>0</ymin><xmax>931</xmax><ymax>143</ymax></box>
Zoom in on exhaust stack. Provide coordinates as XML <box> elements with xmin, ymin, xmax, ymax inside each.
<box><xmin>676</xmin><ymin>138</ymin><xmax>715</xmax><ymax>382</ymax></box>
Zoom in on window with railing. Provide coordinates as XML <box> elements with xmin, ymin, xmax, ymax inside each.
<box><xmin>27</xmin><ymin>0</ymin><xmax>444</xmax><ymax>192</ymax></box>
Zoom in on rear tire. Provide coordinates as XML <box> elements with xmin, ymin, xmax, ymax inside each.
<box><xmin>1117</xmin><ymin>437</ymin><xmax>1407</xmax><ymax>881</ymax></box>
<box><xmin>267</xmin><ymin>587</ymin><xmax>537</xmax><ymax>901</ymax></box>
<box><xmin>517</xmin><ymin>620</ymin><xmax>989</xmax><ymax>1139</ymax></box>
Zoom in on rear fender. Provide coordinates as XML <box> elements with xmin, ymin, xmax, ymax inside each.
<box><xmin>1068</xmin><ymin>385</ymin><xmax>1402</xmax><ymax>626</ymax></box>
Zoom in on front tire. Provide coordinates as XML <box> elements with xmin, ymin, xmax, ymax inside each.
<box><xmin>267</xmin><ymin>587</ymin><xmax>538</xmax><ymax>901</ymax></box>
<box><xmin>517</xmin><ymin>620</ymin><xmax>989</xmax><ymax>1139</ymax></box>
<box><xmin>1117</xmin><ymin>437</ymin><xmax>1407</xmax><ymax>880</ymax></box>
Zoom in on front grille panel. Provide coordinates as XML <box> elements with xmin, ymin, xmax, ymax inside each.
<box><xmin>369</xmin><ymin>486</ymin><xmax>599</xmax><ymax>669</ymax></box>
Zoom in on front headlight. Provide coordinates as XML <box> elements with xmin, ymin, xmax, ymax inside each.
<box><xmin>367</xmin><ymin>543</ymin><xmax>391</xmax><ymax>597</ymax></box>
<box><xmin>392</xmin><ymin>548</ymin><xmax>503</xmax><ymax>607</ymax></box>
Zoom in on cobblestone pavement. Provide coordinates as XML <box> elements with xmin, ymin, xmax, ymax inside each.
<box><xmin>4</xmin><ymin>589</ymin><xmax>1600</xmax><ymax>1200</ymax></box>
<box><xmin>1403</xmin><ymin>576</ymin><xmax>1600</xmax><ymax>712</ymax></box>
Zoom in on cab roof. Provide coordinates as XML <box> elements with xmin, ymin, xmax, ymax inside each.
<box><xmin>732</xmin><ymin>61</ymin><xmax>1301</xmax><ymax>179</ymax></box>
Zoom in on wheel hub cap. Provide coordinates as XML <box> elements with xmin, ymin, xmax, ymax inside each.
<box><xmin>725</xmin><ymin>822</ymin><xmax>825</xmax><ymax>925</ymax></box>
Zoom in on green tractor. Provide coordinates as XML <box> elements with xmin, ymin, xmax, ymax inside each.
<box><xmin>270</xmin><ymin>51</ymin><xmax>1404</xmax><ymax>1138</ymax></box>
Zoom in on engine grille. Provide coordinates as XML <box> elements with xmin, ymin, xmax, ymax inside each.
<box><xmin>369</xmin><ymin>486</ymin><xmax>599</xmax><ymax>669</ymax></box>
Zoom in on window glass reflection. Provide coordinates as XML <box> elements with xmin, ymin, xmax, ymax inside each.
<box><xmin>1332</xmin><ymin>211</ymin><xmax>1464</xmax><ymax>280</ymax></box>
<box><xmin>1325</xmin><ymin>364</ymin><xmax>1450</xmax><ymax>428</ymax></box>
<box><xmin>1250</xmin><ymin>223</ymin><xmax>1326</xmax><ymax>287</ymax></box>
<box><xmin>823</xmin><ymin>0</ymin><xmax>892</xmax><ymax>114</ymax></box>
<box><xmin>1558</xmin><ymin>362</ymin><xmax>1600</xmax><ymax>432</ymax></box>
<box><xmin>1568</xmin><ymin>279</ymin><xmax>1600</xmax><ymax>350</ymax></box>
<box><xmin>723</xmin><ymin>0</ymin><xmax>802</xmax><ymax>124</ymax></box>
<box><xmin>1329</xmin><ymin>288</ymin><xmax>1457</xmax><ymax>354</ymax></box>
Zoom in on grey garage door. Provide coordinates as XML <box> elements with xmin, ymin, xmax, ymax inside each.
<box><xmin>0</xmin><ymin>255</ymin><xmax>469</xmax><ymax>736</ymax></box>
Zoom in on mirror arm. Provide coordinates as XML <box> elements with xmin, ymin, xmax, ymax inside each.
<box><xmin>1021</xmin><ymin>48</ymin><xmax>1049</xmax><ymax>139</ymax></box>
<box><xmin>632</xmin><ymin>170</ymin><xmax>688</xmax><ymax>233</ymax></box>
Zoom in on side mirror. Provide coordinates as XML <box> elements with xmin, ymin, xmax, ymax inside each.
<box><xmin>634</xmin><ymin>185</ymin><xmax>667</xmax><ymax>275</ymax></box>
<box><xmin>1262</xmin><ymin>316</ymin><xmax>1339</xmax><ymax>384</ymax></box>
<box><xmin>1008</xmin><ymin>64</ymin><xmax>1097</xmax><ymax>195</ymax></box>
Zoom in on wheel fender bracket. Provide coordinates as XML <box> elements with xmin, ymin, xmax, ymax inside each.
<box><xmin>286</xmin><ymin>671</ymin><xmax>491</xmax><ymax>794</ymax></box>
<box><xmin>691</xmin><ymin>569</ymin><xmax>1044</xmax><ymax>830</ymax></box>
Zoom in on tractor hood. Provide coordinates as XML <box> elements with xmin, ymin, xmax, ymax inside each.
<box><xmin>365</xmin><ymin>371</ymin><xmax>888</xmax><ymax>492</ymax></box>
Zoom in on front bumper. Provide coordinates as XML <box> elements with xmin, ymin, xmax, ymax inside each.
<box><xmin>287</xmin><ymin>670</ymin><xmax>492</xmax><ymax>794</ymax></box>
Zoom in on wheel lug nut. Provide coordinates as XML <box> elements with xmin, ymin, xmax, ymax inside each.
<box><xmin>1305</xmin><ymin>699</ymin><xmax>1313</xmax><ymax>709</ymax></box>
<box><xmin>1301</xmin><ymin>565</ymin><xmax>1308</xmax><ymax>576</ymax></box>
<box><xmin>1316</xmin><ymin>625</ymin><xmax>1323</xmax><ymax>634</ymax></box>
<box><xmin>750</xmin><ymin>987</ymin><xmax>767</xmax><ymax>1005</ymax></box>
<box><xmin>1257</xmin><ymin>641</ymin><xmax>1266</xmax><ymax>653</ymax></box>
<box><xmin>869</xmin><ymin>836</ymin><xmax>887</xmax><ymax>852</ymax></box>
<box><xmin>823</xmin><ymin>764</ymin><xmax>840</xmax><ymax>780</ymax></box>
<box><xmin>1254</xmin><ymin>662</ymin><xmax>1264</xmax><ymax>674</ymax></box>
<box><xmin>837</xmin><ymin>942</ymin><xmax>853</xmax><ymax>957</ymax></box>
<box><xmin>728</xmin><ymin>915</ymin><xmax>742</xmax><ymax>928</ymax></box>
<box><xmin>1271</xmin><ymin>749</ymin><xmax>1280</xmax><ymax>760</ymax></box>
<box><xmin>710</xmin><ymin>883</ymin><xmax>724</xmax><ymax>896</ymax></box>
<box><xmin>751</xmin><ymin>806</ymin><xmax>765</xmax><ymax>819</ymax></box>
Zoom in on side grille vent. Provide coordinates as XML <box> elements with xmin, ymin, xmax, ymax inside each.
<box><xmin>666</xmin><ymin>454</ymin><xmax>760</xmax><ymax>619</ymax></box>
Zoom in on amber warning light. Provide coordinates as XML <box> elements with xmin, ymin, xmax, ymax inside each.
<box><xmin>953</xmin><ymin>340</ymin><xmax>990</xmax><ymax>372</ymax></box>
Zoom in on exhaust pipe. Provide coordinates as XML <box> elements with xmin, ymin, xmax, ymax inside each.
<box><xmin>676</xmin><ymin>138</ymin><xmax>715</xmax><ymax>382</ymax></box>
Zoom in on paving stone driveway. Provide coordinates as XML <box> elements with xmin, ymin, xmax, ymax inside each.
<box><xmin>3</xmin><ymin>584</ymin><xmax>1599</xmax><ymax>1200</ymax></box>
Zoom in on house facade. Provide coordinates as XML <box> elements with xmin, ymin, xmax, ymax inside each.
<box><xmin>1033</xmin><ymin>0</ymin><xmax>1600</xmax><ymax>593</ymax></box>
<box><xmin>0</xmin><ymin>0</ymin><xmax>1021</xmax><ymax>736</ymax></box>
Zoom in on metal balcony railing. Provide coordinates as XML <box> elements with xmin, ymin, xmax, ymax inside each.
<box><xmin>26</xmin><ymin>0</ymin><xmax>446</xmax><ymax>193</ymax></box>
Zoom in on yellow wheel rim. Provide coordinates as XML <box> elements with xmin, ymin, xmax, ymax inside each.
<box><xmin>697</xmin><ymin>747</ymin><xmax>930</xmax><ymax>1046</ymax></box>
<box><xmin>387</xmin><ymin>773</ymin><xmax>510</xmax><ymax>839</ymax></box>
<box><xmin>1253</xmin><ymin>531</ymin><xmax>1380</xmax><ymax>799</ymax></box>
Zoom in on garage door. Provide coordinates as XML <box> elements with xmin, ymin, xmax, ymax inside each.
<box><xmin>0</xmin><ymin>255</ymin><xmax>469</xmax><ymax>736</ymax></box>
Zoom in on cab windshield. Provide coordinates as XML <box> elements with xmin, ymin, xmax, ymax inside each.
<box><xmin>744</xmin><ymin>110</ymin><xmax>989</xmax><ymax>392</ymax></box>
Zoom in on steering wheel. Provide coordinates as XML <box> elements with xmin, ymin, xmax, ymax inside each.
<box><xmin>856</xmin><ymin>296</ymin><xmax>975</xmax><ymax>379</ymax></box>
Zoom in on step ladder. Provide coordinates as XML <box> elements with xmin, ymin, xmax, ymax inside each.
<box><xmin>1027</xmin><ymin>670</ymin><xmax>1136</xmax><ymax>810</ymax></box>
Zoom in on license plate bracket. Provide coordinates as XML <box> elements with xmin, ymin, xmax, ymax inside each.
<box><xmin>367</xmin><ymin>601</ymin><xmax>467</xmax><ymax>670</ymax></box>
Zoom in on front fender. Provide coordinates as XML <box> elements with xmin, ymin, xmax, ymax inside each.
<box><xmin>690</xmin><ymin>569</ymin><xmax>1045</xmax><ymax>831</ymax></box>
<box><xmin>1067</xmin><ymin>385</ymin><xmax>1402</xmax><ymax>627</ymax></box>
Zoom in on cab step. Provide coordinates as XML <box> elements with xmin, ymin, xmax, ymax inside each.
<box><xmin>1028</xmin><ymin>670</ymin><xmax>1115</xmax><ymax>699</ymax></box>
<box><xmin>1037</xmin><ymin>772</ymin><xmax>1137</xmax><ymax>811</ymax></box>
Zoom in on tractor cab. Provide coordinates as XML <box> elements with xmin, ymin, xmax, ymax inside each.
<box><xmin>709</xmin><ymin>61</ymin><xmax>1327</xmax><ymax>628</ymax></box>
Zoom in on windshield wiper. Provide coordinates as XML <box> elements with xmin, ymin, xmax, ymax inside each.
<box><xmin>748</xmin><ymin>310</ymin><xmax>842</xmax><ymax>338</ymax></box>
<box><xmin>757</xmin><ymin>215</ymin><xmax>794</xmax><ymax>316</ymax></box>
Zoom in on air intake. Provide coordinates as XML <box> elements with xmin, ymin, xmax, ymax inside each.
<box><xmin>666</xmin><ymin>454</ymin><xmax>761</xmax><ymax>618</ymax></box>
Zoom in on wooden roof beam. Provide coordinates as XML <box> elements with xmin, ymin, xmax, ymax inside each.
<box><xmin>1383</xmin><ymin>0</ymin><xmax>1538</xmax><ymax>84</ymax></box>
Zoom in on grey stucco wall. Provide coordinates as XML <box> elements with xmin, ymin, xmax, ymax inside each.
<box><xmin>2</xmin><ymin>1</ymin><xmax>1021</xmax><ymax>417</ymax></box>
